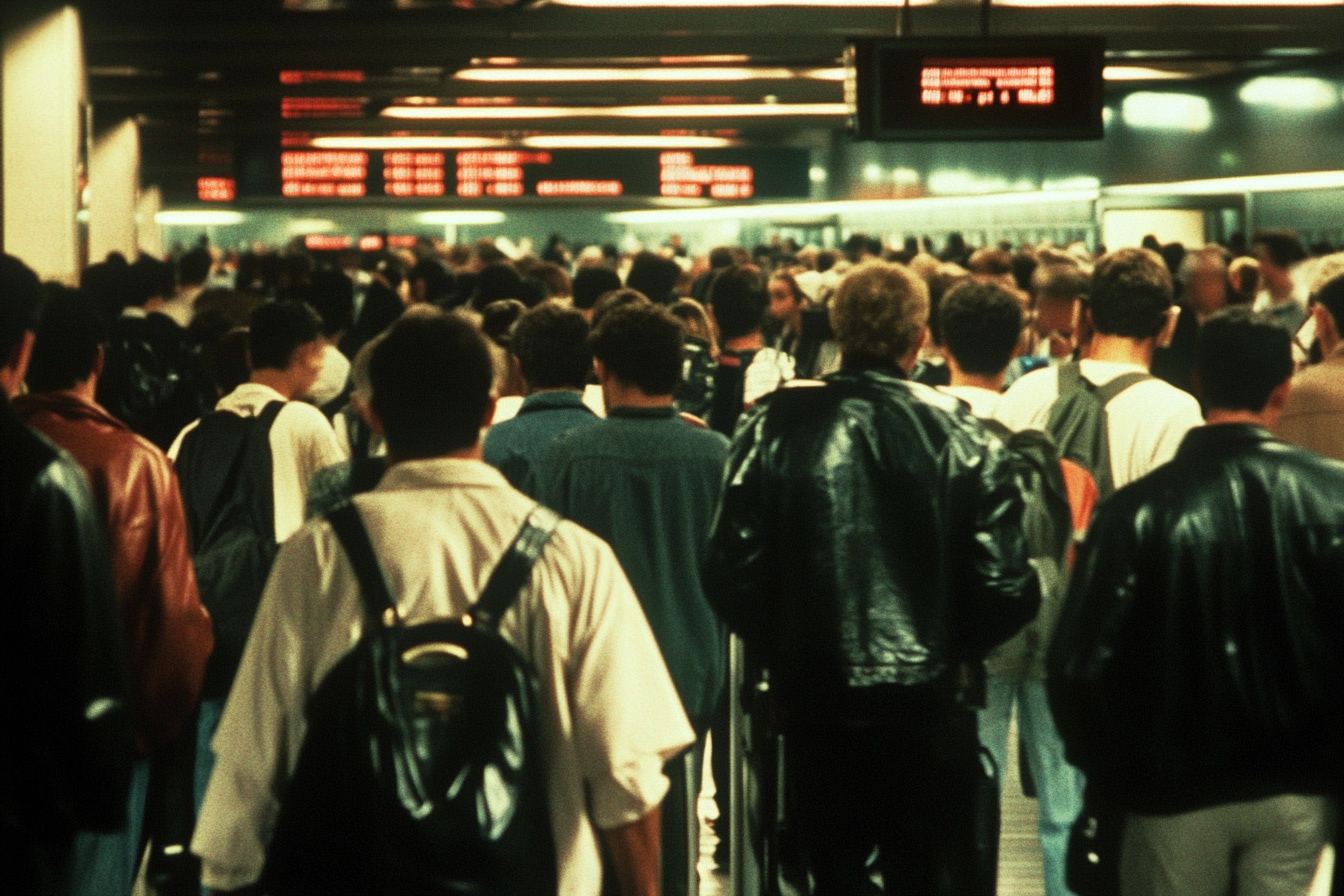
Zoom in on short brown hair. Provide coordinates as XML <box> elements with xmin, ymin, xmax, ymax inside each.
<box><xmin>1089</xmin><ymin>248</ymin><xmax>1172</xmax><ymax>339</ymax></box>
<box><xmin>829</xmin><ymin>261</ymin><xmax>929</xmax><ymax>365</ymax></box>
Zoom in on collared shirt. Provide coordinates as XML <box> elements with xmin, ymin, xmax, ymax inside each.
<box><xmin>169</xmin><ymin>383</ymin><xmax>344</xmax><ymax>541</ymax></box>
<box><xmin>483</xmin><ymin>390</ymin><xmax>600</xmax><ymax>492</ymax></box>
<box><xmin>939</xmin><ymin>384</ymin><xmax>1001</xmax><ymax>420</ymax></box>
<box><xmin>191</xmin><ymin>458</ymin><xmax>693</xmax><ymax>893</ymax></box>
<box><xmin>995</xmin><ymin>359</ymin><xmax>1204</xmax><ymax>490</ymax></box>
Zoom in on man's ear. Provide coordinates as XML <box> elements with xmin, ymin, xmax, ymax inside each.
<box><xmin>1265</xmin><ymin>377</ymin><xmax>1293</xmax><ymax>415</ymax></box>
<box><xmin>363</xmin><ymin>399</ymin><xmax>385</xmax><ymax>436</ymax></box>
<box><xmin>0</xmin><ymin>332</ymin><xmax>36</xmax><ymax>399</ymax></box>
<box><xmin>479</xmin><ymin>396</ymin><xmax>498</xmax><ymax>430</ymax></box>
<box><xmin>91</xmin><ymin>344</ymin><xmax>106</xmax><ymax>381</ymax></box>
<box><xmin>592</xmin><ymin>357</ymin><xmax>610</xmax><ymax>385</ymax></box>
<box><xmin>1156</xmin><ymin>306</ymin><xmax>1181</xmax><ymax>349</ymax></box>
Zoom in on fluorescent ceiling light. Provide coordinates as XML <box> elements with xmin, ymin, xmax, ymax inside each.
<box><xmin>1003</xmin><ymin>0</ymin><xmax>1339</xmax><ymax>6</ymax></box>
<box><xmin>520</xmin><ymin>135</ymin><xmax>735</xmax><ymax>149</ymax></box>
<box><xmin>310</xmin><ymin>136</ymin><xmax>512</xmax><ymax>150</ymax></box>
<box><xmin>456</xmin><ymin>66</ymin><xmax>845</xmax><ymax>83</ymax></box>
<box><xmin>416</xmin><ymin>211</ymin><xmax>506</xmax><ymax>225</ymax></box>
<box><xmin>382</xmin><ymin>103</ymin><xmax>847</xmax><ymax>120</ymax></box>
<box><xmin>1238</xmin><ymin>76</ymin><xmax>1338</xmax><ymax>110</ymax></box>
<box><xmin>155</xmin><ymin>210</ymin><xmax>244</xmax><ymax>225</ymax></box>
<box><xmin>1121</xmin><ymin>92</ymin><xmax>1212</xmax><ymax>132</ymax></box>
<box><xmin>1103</xmin><ymin>171</ymin><xmax>1344</xmax><ymax>197</ymax></box>
<box><xmin>555</xmin><ymin>1</ymin><xmax>931</xmax><ymax>7</ymax></box>
<box><xmin>287</xmin><ymin>218</ymin><xmax>337</xmax><ymax>234</ymax></box>
<box><xmin>1103</xmin><ymin>66</ymin><xmax>1195</xmax><ymax>81</ymax></box>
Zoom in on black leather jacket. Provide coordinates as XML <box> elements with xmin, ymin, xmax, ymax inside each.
<box><xmin>1049</xmin><ymin>424</ymin><xmax>1344</xmax><ymax>814</ymax></box>
<box><xmin>1</xmin><ymin>401</ymin><xmax>134</xmax><ymax>865</ymax></box>
<box><xmin>703</xmin><ymin>364</ymin><xmax>1040</xmax><ymax>724</ymax></box>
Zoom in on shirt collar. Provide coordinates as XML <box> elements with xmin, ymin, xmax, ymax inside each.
<box><xmin>517</xmin><ymin>390</ymin><xmax>593</xmax><ymax>414</ymax></box>
<box><xmin>607</xmin><ymin>405</ymin><xmax>677</xmax><ymax>419</ymax></box>
<box><xmin>377</xmin><ymin>456</ymin><xmax>510</xmax><ymax>492</ymax></box>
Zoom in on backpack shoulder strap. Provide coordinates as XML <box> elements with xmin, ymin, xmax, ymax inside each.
<box><xmin>1056</xmin><ymin>360</ymin><xmax>1087</xmax><ymax>395</ymax></box>
<box><xmin>469</xmin><ymin>504</ymin><xmax>562</xmax><ymax>631</ymax></box>
<box><xmin>326</xmin><ymin>501</ymin><xmax>398</xmax><ymax>624</ymax></box>
<box><xmin>1093</xmin><ymin>371</ymin><xmax>1153</xmax><ymax>407</ymax></box>
<box><xmin>242</xmin><ymin>401</ymin><xmax>286</xmax><ymax>542</ymax></box>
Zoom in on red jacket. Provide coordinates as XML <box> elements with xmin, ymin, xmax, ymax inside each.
<box><xmin>15</xmin><ymin>391</ymin><xmax>212</xmax><ymax>753</ymax></box>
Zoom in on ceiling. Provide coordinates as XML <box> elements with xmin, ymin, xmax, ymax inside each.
<box><xmin>69</xmin><ymin>0</ymin><xmax>1344</xmax><ymax>201</ymax></box>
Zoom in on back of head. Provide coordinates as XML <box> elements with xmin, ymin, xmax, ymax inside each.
<box><xmin>27</xmin><ymin>286</ymin><xmax>108</xmax><ymax>393</ymax></box>
<box><xmin>590</xmin><ymin>288</ymin><xmax>652</xmax><ymax>329</ymax></box>
<box><xmin>302</xmin><ymin>270</ymin><xmax>355</xmax><ymax>338</ymax></box>
<box><xmin>1</xmin><ymin>254</ymin><xmax>46</xmax><ymax>361</ymax></box>
<box><xmin>248</xmin><ymin>300</ymin><xmax>322</xmax><ymax>372</ymax></box>
<box><xmin>177</xmin><ymin>247</ymin><xmax>213</xmax><ymax>288</ymax></box>
<box><xmin>707</xmin><ymin>265</ymin><xmax>767</xmax><ymax>341</ymax></box>
<box><xmin>512</xmin><ymin>303</ymin><xmax>591</xmax><ymax>391</ymax></box>
<box><xmin>708</xmin><ymin>246</ymin><xmax>735</xmax><ymax>271</ymax></box>
<box><xmin>370</xmin><ymin>313</ymin><xmax>493</xmax><ymax>459</ymax></box>
<box><xmin>480</xmin><ymin>299</ymin><xmax>526</xmax><ymax>347</ymax></box>
<box><xmin>669</xmin><ymin>298</ymin><xmax>715</xmax><ymax>348</ymax></box>
<box><xmin>625</xmin><ymin>252</ymin><xmax>680</xmax><ymax>306</ymax></box>
<box><xmin>1089</xmin><ymin>247</ymin><xmax>1173</xmax><ymax>339</ymax></box>
<box><xmin>589</xmin><ymin>303</ymin><xmax>684</xmax><ymax>397</ymax></box>
<box><xmin>1252</xmin><ymin>229</ymin><xmax>1307</xmax><ymax>269</ymax></box>
<box><xmin>80</xmin><ymin>256</ymin><xmax>135</xmax><ymax>318</ymax></box>
<box><xmin>129</xmin><ymin>255</ymin><xmax>176</xmax><ymax>306</ymax></box>
<box><xmin>830</xmin><ymin>261</ymin><xmax>929</xmax><ymax>367</ymax></box>
<box><xmin>475</xmin><ymin>262</ymin><xmax>524</xmax><ymax>309</ymax></box>
<box><xmin>968</xmin><ymin>248</ymin><xmax>1013</xmax><ymax>278</ymax></box>
<box><xmin>1196</xmin><ymin>307</ymin><xmax>1293</xmax><ymax>413</ymax></box>
<box><xmin>531</xmin><ymin>262</ymin><xmax>572</xmax><ymax>300</ymax></box>
<box><xmin>940</xmin><ymin>281</ymin><xmax>1023</xmax><ymax>378</ymax></box>
<box><xmin>572</xmin><ymin>266</ymin><xmax>623</xmax><ymax>311</ymax></box>
<box><xmin>410</xmin><ymin>258</ymin><xmax>454</xmax><ymax>304</ymax></box>
<box><xmin>1313</xmin><ymin>274</ymin><xmax>1344</xmax><ymax>330</ymax></box>
<box><xmin>1033</xmin><ymin>262</ymin><xmax>1090</xmax><ymax>304</ymax></box>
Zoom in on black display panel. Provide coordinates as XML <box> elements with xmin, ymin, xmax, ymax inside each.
<box><xmin>234</xmin><ymin>147</ymin><xmax>812</xmax><ymax>200</ymax></box>
<box><xmin>849</xmin><ymin>37</ymin><xmax>1105</xmax><ymax>141</ymax></box>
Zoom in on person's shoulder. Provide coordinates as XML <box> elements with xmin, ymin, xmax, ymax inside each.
<box><xmin>999</xmin><ymin>362</ymin><xmax>1058</xmax><ymax>402</ymax></box>
<box><xmin>1125</xmin><ymin>376</ymin><xmax>1202</xmax><ymax>418</ymax></box>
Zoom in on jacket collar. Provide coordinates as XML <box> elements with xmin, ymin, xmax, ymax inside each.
<box><xmin>607</xmin><ymin>405</ymin><xmax>677</xmax><ymax>419</ymax></box>
<box><xmin>834</xmin><ymin>358</ymin><xmax>908</xmax><ymax>380</ymax></box>
<box><xmin>1176</xmin><ymin>423</ymin><xmax>1274</xmax><ymax>460</ymax></box>
<box><xmin>517</xmin><ymin>390</ymin><xmax>592</xmax><ymax>415</ymax></box>
<box><xmin>11</xmin><ymin>390</ymin><xmax>129</xmax><ymax>431</ymax></box>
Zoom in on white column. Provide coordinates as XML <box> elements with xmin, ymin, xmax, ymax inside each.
<box><xmin>90</xmin><ymin>119</ymin><xmax>141</xmax><ymax>263</ymax></box>
<box><xmin>137</xmin><ymin>185</ymin><xmax>164</xmax><ymax>259</ymax></box>
<box><xmin>3</xmin><ymin>7</ymin><xmax>85</xmax><ymax>283</ymax></box>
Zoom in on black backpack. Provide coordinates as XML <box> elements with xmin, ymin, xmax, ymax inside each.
<box><xmin>175</xmin><ymin>401</ymin><xmax>284</xmax><ymax>699</ymax></box>
<box><xmin>262</xmin><ymin>502</ymin><xmax>561</xmax><ymax>896</ymax></box>
<box><xmin>1045</xmin><ymin>361</ymin><xmax>1152</xmax><ymax>501</ymax></box>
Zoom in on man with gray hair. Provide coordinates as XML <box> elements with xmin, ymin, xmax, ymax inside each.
<box><xmin>704</xmin><ymin>261</ymin><xmax>1040</xmax><ymax>894</ymax></box>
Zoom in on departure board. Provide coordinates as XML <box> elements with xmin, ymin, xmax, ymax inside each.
<box><xmin>850</xmin><ymin>37</ymin><xmax>1104</xmax><ymax>141</ymax></box>
<box><xmin>238</xmin><ymin>148</ymin><xmax>811</xmax><ymax>200</ymax></box>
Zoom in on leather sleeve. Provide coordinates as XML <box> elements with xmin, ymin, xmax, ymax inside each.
<box><xmin>25</xmin><ymin>458</ymin><xmax>135</xmax><ymax>832</ymax></box>
<box><xmin>955</xmin><ymin>427</ymin><xmax>1042</xmax><ymax>659</ymax></box>
<box><xmin>701</xmin><ymin>406</ymin><xmax>768</xmax><ymax>644</ymax></box>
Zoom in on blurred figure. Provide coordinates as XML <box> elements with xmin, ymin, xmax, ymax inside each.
<box><xmin>572</xmin><ymin>267</ymin><xmax>623</xmax><ymax>324</ymax></box>
<box><xmin>1274</xmin><ymin>274</ymin><xmax>1344</xmax><ymax>460</ymax></box>
<box><xmin>162</xmin><ymin>247</ymin><xmax>213</xmax><ymax>329</ymax></box>
<box><xmin>299</xmin><ymin>270</ymin><xmax>355</xmax><ymax>412</ymax></box>
<box><xmin>1252</xmin><ymin>229</ymin><xmax>1309</xmax><ymax>335</ymax></box>
<box><xmin>1</xmin><ymin>255</ymin><xmax>134</xmax><ymax>895</ymax></box>
<box><xmin>765</xmin><ymin>270</ymin><xmax>839</xmax><ymax>379</ymax></box>
<box><xmin>1050</xmin><ymin>308</ymin><xmax>1343</xmax><ymax>896</ymax></box>
<box><xmin>706</xmin><ymin>265</ymin><xmax>789</xmax><ymax>435</ymax></box>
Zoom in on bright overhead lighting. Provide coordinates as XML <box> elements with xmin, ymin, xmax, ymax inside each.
<box><xmin>382</xmin><ymin>103</ymin><xmax>847</xmax><ymax>120</ymax></box>
<box><xmin>1103</xmin><ymin>170</ymin><xmax>1344</xmax><ymax>197</ymax></box>
<box><xmin>155</xmin><ymin>210</ymin><xmax>244</xmax><ymax>225</ymax></box>
<box><xmin>555</xmin><ymin>1</ymin><xmax>931</xmax><ymax>6</ymax></box>
<box><xmin>456</xmin><ymin>66</ymin><xmax>844</xmax><ymax>83</ymax></box>
<box><xmin>287</xmin><ymin>218</ymin><xmax>337</xmax><ymax>234</ymax></box>
<box><xmin>416</xmin><ymin>211</ymin><xmax>506</xmax><ymax>225</ymax></box>
<box><xmin>1121</xmin><ymin>92</ymin><xmax>1212</xmax><ymax>132</ymax></box>
<box><xmin>520</xmin><ymin>135</ymin><xmax>735</xmax><ymax>149</ymax></box>
<box><xmin>310</xmin><ymin>136</ymin><xmax>512</xmax><ymax>150</ymax></box>
<box><xmin>1238</xmin><ymin>76</ymin><xmax>1338</xmax><ymax>110</ymax></box>
<box><xmin>1003</xmin><ymin>0</ymin><xmax>1339</xmax><ymax>6</ymax></box>
<box><xmin>1103</xmin><ymin>66</ymin><xmax>1194</xmax><ymax>81</ymax></box>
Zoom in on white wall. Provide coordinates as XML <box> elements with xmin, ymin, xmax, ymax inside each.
<box><xmin>137</xmin><ymin>186</ymin><xmax>164</xmax><ymax>259</ymax></box>
<box><xmin>3</xmin><ymin>7</ymin><xmax>84</xmax><ymax>282</ymax></box>
<box><xmin>1102</xmin><ymin>208</ymin><xmax>1205</xmax><ymax>251</ymax></box>
<box><xmin>90</xmin><ymin>119</ymin><xmax>141</xmax><ymax>263</ymax></box>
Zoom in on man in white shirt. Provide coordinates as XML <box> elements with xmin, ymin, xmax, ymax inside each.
<box><xmin>996</xmin><ymin>247</ymin><xmax>1204</xmax><ymax>493</ymax></box>
<box><xmin>158</xmin><ymin>246</ymin><xmax>212</xmax><ymax>329</ymax></box>
<box><xmin>193</xmin><ymin>312</ymin><xmax>693</xmax><ymax>896</ymax></box>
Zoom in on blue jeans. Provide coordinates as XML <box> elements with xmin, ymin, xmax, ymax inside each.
<box><xmin>977</xmin><ymin>678</ymin><xmax>1085</xmax><ymax>896</ymax></box>
<box><xmin>66</xmin><ymin>758</ymin><xmax>151</xmax><ymax>896</ymax></box>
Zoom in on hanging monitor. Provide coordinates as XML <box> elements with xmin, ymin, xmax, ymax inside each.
<box><xmin>848</xmin><ymin>37</ymin><xmax>1105</xmax><ymax>141</ymax></box>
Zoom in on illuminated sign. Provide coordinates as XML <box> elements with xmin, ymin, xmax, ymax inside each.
<box><xmin>241</xmin><ymin>148</ymin><xmax>810</xmax><ymax>200</ymax></box>
<box><xmin>304</xmin><ymin>234</ymin><xmax>354</xmax><ymax>250</ymax></box>
<box><xmin>198</xmin><ymin>177</ymin><xmax>236</xmax><ymax>201</ymax></box>
<box><xmin>850</xmin><ymin>37</ymin><xmax>1104</xmax><ymax>141</ymax></box>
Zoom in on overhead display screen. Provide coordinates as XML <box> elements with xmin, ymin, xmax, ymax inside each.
<box><xmin>236</xmin><ymin>148</ymin><xmax>811</xmax><ymax>200</ymax></box>
<box><xmin>850</xmin><ymin>37</ymin><xmax>1104</xmax><ymax>141</ymax></box>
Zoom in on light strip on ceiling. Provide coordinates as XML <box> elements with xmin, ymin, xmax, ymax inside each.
<box><xmin>1103</xmin><ymin>170</ymin><xmax>1344</xmax><ymax>196</ymax></box>
<box><xmin>382</xmin><ymin>103</ymin><xmax>848</xmax><ymax>120</ymax></box>
<box><xmin>555</xmin><ymin>1</ymin><xmax>930</xmax><ymax>6</ymax></box>
<box><xmin>310</xmin><ymin>136</ymin><xmax>512</xmax><ymax>150</ymax></box>
<box><xmin>416</xmin><ymin>211</ymin><xmax>506</xmax><ymax>225</ymax></box>
<box><xmin>1002</xmin><ymin>0</ymin><xmax>1339</xmax><ymax>6</ymax></box>
<box><xmin>1103</xmin><ymin>66</ymin><xmax>1195</xmax><ymax>81</ymax></box>
<box><xmin>155</xmin><ymin>210</ymin><xmax>245</xmax><ymax>225</ymax></box>
<box><xmin>521</xmin><ymin>135</ymin><xmax>736</xmax><ymax>148</ymax></box>
<box><xmin>455</xmin><ymin>66</ymin><xmax>846</xmax><ymax>83</ymax></box>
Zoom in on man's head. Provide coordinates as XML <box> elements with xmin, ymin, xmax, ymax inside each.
<box><xmin>829</xmin><ymin>261</ymin><xmax>929</xmax><ymax>369</ymax></box>
<box><xmin>301</xmin><ymin>270</ymin><xmax>355</xmax><ymax>341</ymax></box>
<box><xmin>26</xmin><ymin>287</ymin><xmax>108</xmax><ymax>394</ymax></box>
<box><xmin>1252</xmin><ymin>229</ymin><xmax>1307</xmax><ymax>274</ymax></box>
<box><xmin>1031</xmin><ymin>262</ymin><xmax>1089</xmax><ymax>351</ymax></box>
<box><xmin>1178</xmin><ymin>246</ymin><xmax>1231</xmax><ymax>321</ymax></box>
<box><xmin>572</xmin><ymin>267</ymin><xmax>623</xmax><ymax>313</ymax></box>
<box><xmin>589</xmin><ymin>304</ymin><xmax>684</xmax><ymax>398</ymax></box>
<box><xmin>0</xmin><ymin>255</ymin><xmax>45</xmax><ymax>397</ymax></box>
<box><xmin>1311</xmin><ymin>274</ymin><xmax>1344</xmax><ymax>356</ymax></box>
<box><xmin>129</xmin><ymin>255</ymin><xmax>176</xmax><ymax>307</ymax></box>
<box><xmin>707</xmin><ymin>265</ymin><xmax>767</xmax><ymax>342</ymax></box>
<box><xmin>939</xmin><ymin>281</ymin><xmax>1023</xmax><ymax>380</ymax></box>
<box><xmin>1088</xmin><ymin>248</ymin><xmax>1174</xmax><ymax>340</ymax></box>
<box><xmin>1196</xmin><ymin>307</ymin><xmax>1293</xmax><ymax>418</ymax></box>
<box><xmin>511</xmin><ymin>303</ymin><xmax>591</xmax><ymax>393</ymax></box>
<box><xmin>248</xmin><ymin>300</ymin><xmax>325</xmax><ymax>395</ymax></box>
<box><xmin>177</xmin><ymin>246</ymin><xmax>213</xmax><ymax>289</ymax></box>
<box><xmin>369</xmin><ymin>312</ymin><xmax>494</xmax><ymax>461</ymax></box>
<box><xmin>625</xmin><ymin>252</ymin><xmax>681</xmax><ymax>306</ymax></box>
<box><xmin>767</xmin><ymin>272</ymin><xmax>806</xmax><ymax>325</ymax></box>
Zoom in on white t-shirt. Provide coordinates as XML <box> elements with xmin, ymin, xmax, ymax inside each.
<box><xmin>304</xmin><ymin>343</ymin><xmax>351</xmax><ymax>409</ymax></box>
<box><xmin>191</xmin><ymin>458</ymin><xmax>693</xmax><ymax>893</ymax></box>
<box><xmin>994</xmin><ymin>359</ymin><xmax>1203</xmax><ymax>490</ymax></box>
<box><xmin>939</xmin><ymin>384</ymin><xmax>1001</xmax><ymax>420</ymax></box>
<box><xmin>169</xmin><ymin>383</ymin><xmax>345</xmax><ymax>542</ymax></box>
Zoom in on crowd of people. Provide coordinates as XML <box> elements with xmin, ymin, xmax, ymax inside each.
<box><xmin>2</xmin><ymin>222</ymin><xmax>1341</xmax><ymax>896</ymax></box>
